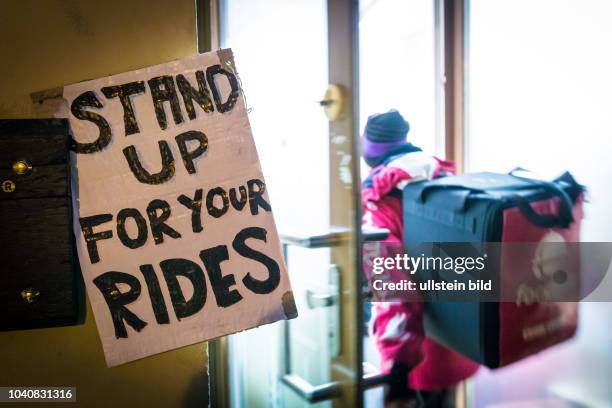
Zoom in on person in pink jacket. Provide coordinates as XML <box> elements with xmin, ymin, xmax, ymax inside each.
<box><xmin>361</xmin><ymin>110</ymin><xmax>479</xmax><ymax>407</ymax></box>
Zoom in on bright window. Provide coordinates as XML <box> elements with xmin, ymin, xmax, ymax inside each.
<box><xmin>467</xmin><ymin>2</ymin><xmax>612</xmax><ymax>407</ymax></box>
<box><xmin>359</xmin><ymin>0</ymin><xmax>438</xmax><ymax>157</ymax></box>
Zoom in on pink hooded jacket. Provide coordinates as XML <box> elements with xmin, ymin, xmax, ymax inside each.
<box><xmin>362</xmin><ymin>151</ymin><xmax>479</xmax><ymax>390</ymax></box>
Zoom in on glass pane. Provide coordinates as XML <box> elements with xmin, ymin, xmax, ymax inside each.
<box><xmin>221</xmin><ymin>1</ymin><xmax>331</xmax><ymax>407</ymax></box>
<box><xmin>359</xmin><ymin>1</ymin><xmax>438</xmax><ymax>406</ymax></box>
<box><xmin>467</xmin><ymin>1</ymin><xmax>612</xmax><ymax>406</ymax></box>
<box><xmin>359</xmin><ymin>0</ymin><xmax>438</xmax><ymax>157</ymax></box>
<box><xmin>221</xmin><ymin>0</ymin><xmax>329</xmax><ymax>231</ymax></box>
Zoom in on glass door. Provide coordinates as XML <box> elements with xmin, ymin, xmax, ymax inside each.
<box><xmin>216</xmin><ymin>0</ymin><xmax>363</xmax><ymax>407</ymax></box>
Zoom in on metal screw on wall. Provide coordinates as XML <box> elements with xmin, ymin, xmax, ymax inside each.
<box><xmin>20</xmin><ymin>288</ymin><xmax>40</xmax><ymax>304</ymax></box>
<box><xmin>12</xmin><ymin>159</ymin><xmax>32</xmax><ymax>175</ymax></box>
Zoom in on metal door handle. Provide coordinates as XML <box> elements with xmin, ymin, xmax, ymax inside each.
<box><xmin>305</xmin><ymin>289</ymin><xmax>336</xmax><ymax>308</ymax></box>
<box><xmin>282</xmin><ymin>363</ymin><xmax>390</xmax><ymax>403</ymax></box>
<box><xmin>363</xmin><ymin>362</ymin><xmax>391</xmax><ymax>389</ymax></box>
<box><xmin>280</xmin><ymin>225</ymin><xmax>390</xmax><ymax>249</ymax></box>
<box><xmin>281</xmin><ymin>374</ymin><xmax>342</xmax><ymax>403</ymax></box>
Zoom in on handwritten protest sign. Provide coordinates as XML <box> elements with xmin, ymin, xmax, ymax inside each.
<box><xmin>63</xmin><ymin>49</ymin><xmax>296</xmax><ymax>367</ymax></box>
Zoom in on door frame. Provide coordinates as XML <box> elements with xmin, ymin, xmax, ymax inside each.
<box><xmin>326</xmin><ymin>0</ymin><xmax>363</xmax><ymax>407</ymax></box>
<box><xmin>196</xmin><ymin>2</ymin><xmax>228</xmax><ymax>407</ymax></box>
<box><xmin>324</xmin><ymin>0</ymin><xmax>364</xmax><ymax>406</ymax></box>
<box><xmin>437</xmin><ymin>0</ymin><xmax>468</xmax><ymax>172</ymax></box>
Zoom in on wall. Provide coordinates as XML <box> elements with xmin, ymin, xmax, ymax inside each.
<box><xmin>0</xmin><ymin>1</ymin><xmax>208</xmax><ymax>406</ymax></box>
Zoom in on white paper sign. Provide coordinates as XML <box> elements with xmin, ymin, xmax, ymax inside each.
<box><xmin>63</xmin><ymin>49</ymin><xmax>296</xmax><ymax>367</ymax></box>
